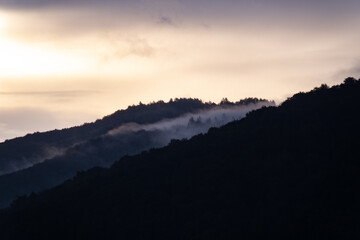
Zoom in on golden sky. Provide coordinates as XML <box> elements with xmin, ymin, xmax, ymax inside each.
<box><xmin>0</xmin><ymin>0</ymin><xmax>360</xmax><ymax>140</ymax></box>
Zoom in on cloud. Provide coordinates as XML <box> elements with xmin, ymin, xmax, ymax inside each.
<box><xmin>0</xmin><ymin>93</ymin><xmax>101</xmax><ymax>141</ymax></box>
<box><xmin>107</xmin><ymin>102</ymin><xmax>275</xmax><ymax>138</ymax></box>
<box><xmin>1</xmin><ymin>0</ymin><xmax>360</xmax><ymax>139</ymax></box>
<box><xmin>98</xmin><ymin>35</ymin><xmax>155</xmax><ymax>62</ymax></box>
<box><xmin>2</xmin><ymin>0</ymin><xmax>359</xmax><ymax>42</ymax></box>
<box><xmin>0</xmin><ymin>90</ymin><xmax>98</xmax><ymax>96</ymax></box>
<box><xmin>158</xmin><ymin>16</ymin><xmax>174</xmax><ymax>26</ymax></box>
<box><xmin>0</xmin><ymin>108</ymin><xmax>58</xmax><ymax>141</ymax></box>
<box><xmin>344</xmin><ymin>65</ymin><xmax>360</xmax><ymax>77</ymax></box>
<box><xmin>0</xmin><ymin>90</ymin><xmax>101</xmax><ymax>103</ymax></box>
<box><xmin>333</xmin><ymin>61</ymin><xmax>360</xmax><ymax>81</ymax></box>
<box><xmin>0</xmin><ymin>107</ymin><xmax>100</xmax><ymax>142</ymax></box>
<box><xmin>0</xmin><ymin>0</ymin><xmax>133</xmax><ymax>9</ymax></box>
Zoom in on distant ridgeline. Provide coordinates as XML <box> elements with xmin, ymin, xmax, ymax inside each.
<box><xmin>0</xmin><ymin>78</ymin><xmax>359</xmax><ymax>239</ymax></box>
<box><xmin>0</xmin><ymin>97</ymin><xmax>273</xmax><ymax>208</ymax></box>
<box><xmin>0</xmin><ymin>98</ymin><xmax>213</xmax><ymax>175</ymax></box>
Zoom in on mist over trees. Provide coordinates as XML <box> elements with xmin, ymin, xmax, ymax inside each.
<box><xmin>0</xmin><ymin>98</ymin><xmax>272</xmax><ymax>208</ymax></box>
<box><xmin>0</xmin><ymin>97</ymin><xmax>271</xmax><ymax>175</ymax></box>
<box><xmin>0</xmin><ymin>78</ymin><xmax>359</xmax><ymax>239</ymax></box>
<box><xmin>0</xmin><ymin>98</ymin><xmax>211</xmax><ymax>175</ymax></box>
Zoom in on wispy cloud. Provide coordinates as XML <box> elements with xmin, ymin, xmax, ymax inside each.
<box><xmin>0</xmin><ymin>90</ymin><xmax>99</xmax><ymax>96</ymax></box>
<box><xmin>98</xmin><ymin>35</ymin><xmax>155</xmax><ymax>63</ymax></box>
<box><xmin>158</xmin><ymin>16</ymin><xmax>174</xmax><ymax>26</ymax></box>
<box><xmin>0</xmin><ymin>108</ymin><xmax>58</xmax><ymax>141</ymax></box>
<box><xmin>333</xmin><ymin>61</ymin><xmax>360</xmax><ymax>81</ymax></box>
<box><xmin>107</xmin><ymin>102</ymin><xmax>275</xmax><ymax>137</ymax></box>
<box><xmin>0</xmin><ymin>90</ymin><xmax>101</xmax><ymax>103</ymax></box>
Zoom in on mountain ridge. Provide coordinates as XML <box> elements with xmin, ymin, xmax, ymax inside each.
<box><xmin>0</xmin><ymin>78</ymin><xmax>359</xmax><ymax>239</ymax></box>
<box><xmin>0</xmin><ymin>97</ymin><xmax>271</xmax><ymax>175</ymax></box>
<box><xmin>0</xmin><ymin>98</ymin><xmax>273</xmax><ymax>208</ymax></box>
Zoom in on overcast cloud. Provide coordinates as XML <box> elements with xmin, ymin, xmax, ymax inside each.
<box><xmin>0</xmin><ymin>0</ymin><xmax>359</xmax><ymax>140</ymax></box>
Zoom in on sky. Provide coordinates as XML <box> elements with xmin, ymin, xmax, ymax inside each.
<box><xmin>0</xmin><ymin>0</ymin><xmax>360</xmax><ymax>141</ymax></box>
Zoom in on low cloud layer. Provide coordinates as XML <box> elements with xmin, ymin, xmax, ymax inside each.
<box><xmin>0</xmin><ymin>108</ymin><xmax>58</xmax><ymax>141</ymax></box>
<box><xmin>0</xmin><ymin>106</ymin><xmax>97</xmax><ymax>142</ymax></box>
<box><xmin>0</xmin><ymin>100</ymin><xmax>274</xmax><ymax>176</ymax></box>
<box><xmin>107</xmin><ymin>102</ymin><xmax>274</xmax><ymax>142</ymax></box>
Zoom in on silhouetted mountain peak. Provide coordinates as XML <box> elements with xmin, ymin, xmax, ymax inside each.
<box><xmin>1</xmin><ymin>78</ymin><xmax>359</xmax><ymax>239</ymax></box>
<box><xmin>0</xmin><ymin>97</ymin><xmax>273</xmax><ymax>209</ymax></box>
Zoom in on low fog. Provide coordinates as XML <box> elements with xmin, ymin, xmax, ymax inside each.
<box><xmin>107</xmin><ymin>103</ymin><xmax>273</xmax><ymax>142</ymax></box>
<box><xmin>0</xmin><ymin>100</ymin><xmax>274</xmax><ymax>208</ymax></box>
<box><xmin>0</xmin><ymin>100</ymin><xmax>273</xmax><ymax>176</ymax></box>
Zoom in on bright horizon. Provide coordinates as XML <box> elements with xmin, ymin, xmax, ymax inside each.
<box><xmin>1</xmin><ymin>0</ymin><xmax>360</xmax><ymax>141</ymax></box>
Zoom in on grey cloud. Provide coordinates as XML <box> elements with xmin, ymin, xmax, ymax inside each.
<box><xmin>345</xmin><ymin>63</ymin><xmax>360</xmax><ymax>77</ymax></box>
<box><xmin>3</xmin><ymin>0</ymin><xmax>359</xmax><ymax>39</ymax></box>
<box><xmin>107</xmin><ymin>102</ymin><xmax>275</xmax><ymax>138</ymax></box>
<box><xmin>2</xmin><ymin>0</ymin><xmax>358</xmax><ymax>13</ymax></box>
<box><xmin>158</xmin><ymin>16</ymin><xmax>174</xmax><ymax>26</ymax></box>
<box><xmin>0</xmin><ymin>144</ymin><xmax>65</xmax><ymax>175</ymax></box>
<box><xmin>0</xmin><ymin>90</ymin><xmax>100</xmax><ymax>102</ymax></box>
<box><xmin>1</xmin><ymin>0</ymin><xmax>359</xmax><ymax>18</ymax></box>
<box><xmin>334</xmin><ymin>62</ymin><xmax>360</xmax><ymax>80</ymax></box>
<box><xmin>0</xmin><ymin>90</ymin><xmax>98</xmax><ymax>96</ymax></box>
<box><xmin>0</xmin><ymin>0</ymin><xmax>134</xmax><ymax>9</ymax></box>
<box><xmin>121</xmin><ymin>37</ymin><xmax>155</xmax><ymax>58</ymax></box>
<box><xmin>98</xmin><ymin>35</ymin><xmax>155</xmax><ymax>62</ymax></box>
<box><xmin>0</xmin><ymin>108</ymin><xmax>59</xmax><ymax>141</ymax></box>
<box><xmin>0</xmin><ymin>105</ymin><xmax>99</xmax><ymax>142</ymax></box>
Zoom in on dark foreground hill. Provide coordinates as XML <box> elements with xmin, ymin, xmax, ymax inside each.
<box><xmin>0</xmin><ymin>78</ymin><xmax>359</xmax><ymax>239</ymax></box>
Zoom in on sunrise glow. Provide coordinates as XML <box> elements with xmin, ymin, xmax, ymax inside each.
<box><xmin>0</xmin><ymin>1</ymin><xmax>359</xmax><ymax>140</ymax></box>
<box><xmin>0</xmin><ymin>40</ymin><xmax>89</xmax><ymax>77</ymax></box>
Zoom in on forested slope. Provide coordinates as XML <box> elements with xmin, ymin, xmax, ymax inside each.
<box><xmin>0</xmin><ymin>79</ymin><xmax>359</xmax><ymax>239</ymax></box>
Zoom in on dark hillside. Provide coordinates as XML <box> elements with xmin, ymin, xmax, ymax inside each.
<box><xmin>0</xmin><ymin>78</ymin><xmax>359</xmax><ymax>239</ymax></box>
<box><xmin>0</xmin><ymin>98</ymin><xmax>214</xmax><ymax>175</ymax></box>
<box><xmin>0</xmin><ymin>98</ymin><xmax>272</xmax><ymax>208</ymax></box>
